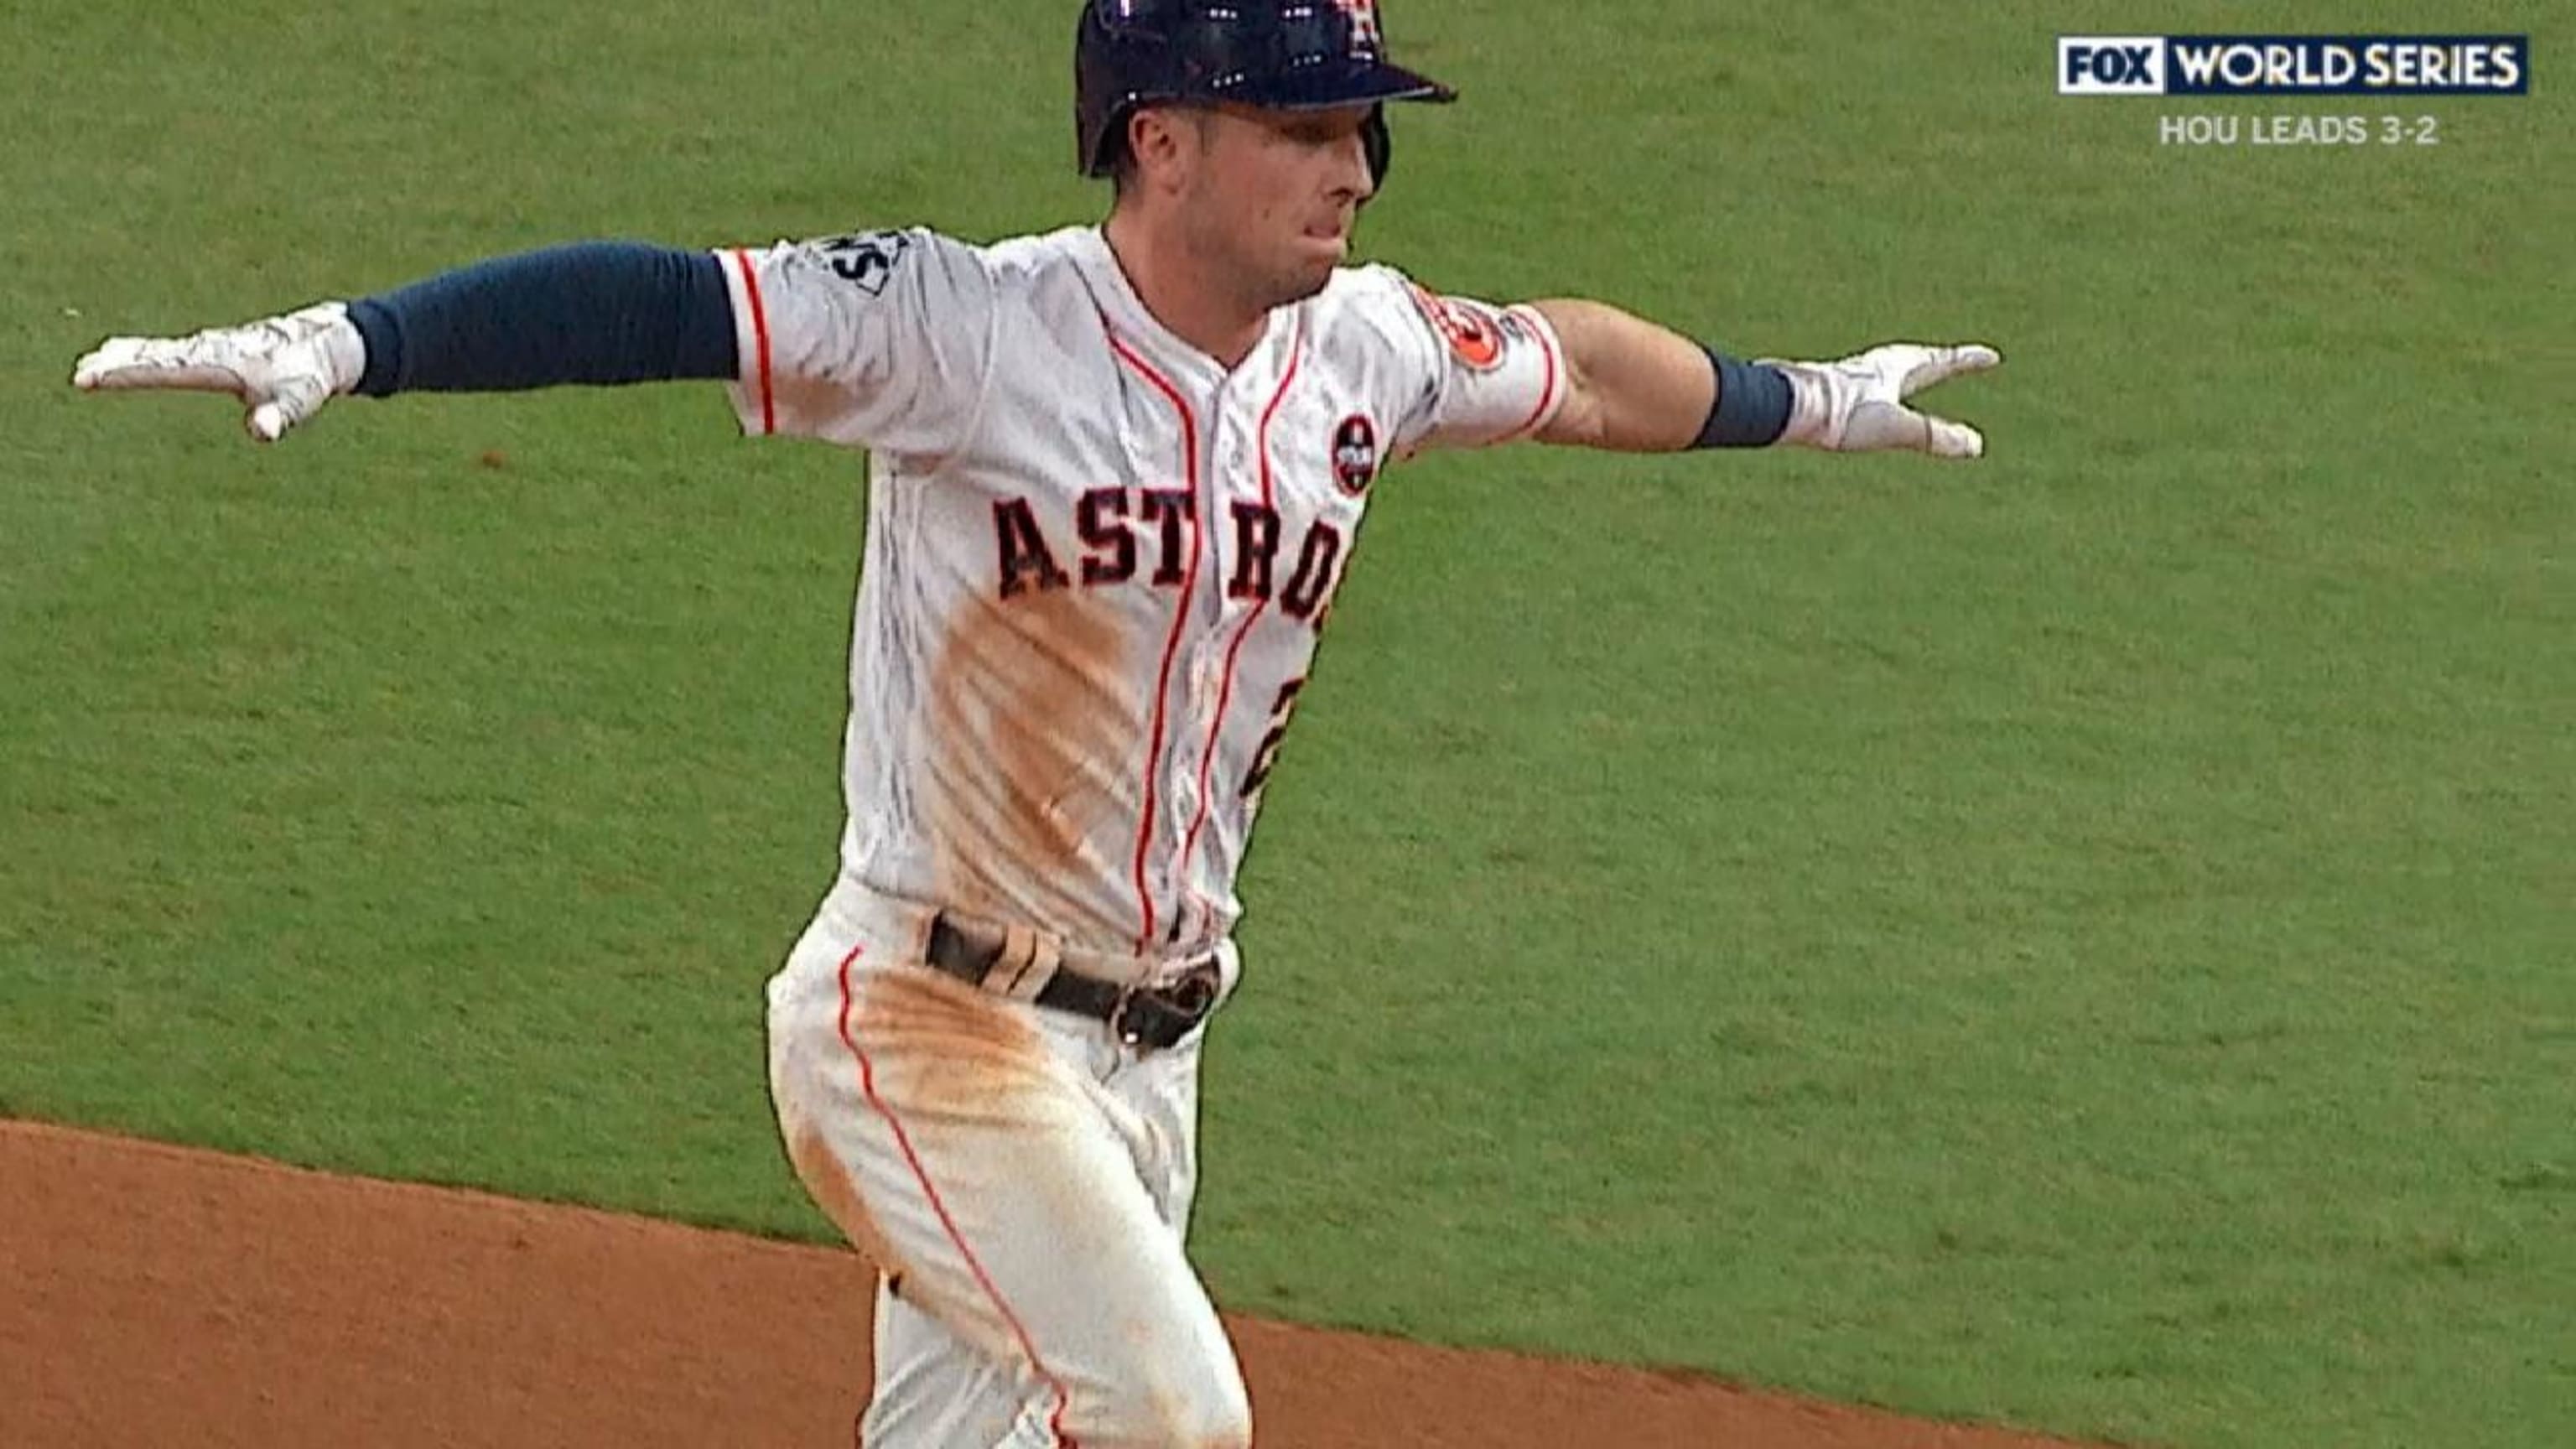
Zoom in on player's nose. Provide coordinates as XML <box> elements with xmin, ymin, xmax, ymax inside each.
<box><xmin>1332</xmin><ymin>127</ymin><xmax>1374</xmax><ymax>202</ymax></box>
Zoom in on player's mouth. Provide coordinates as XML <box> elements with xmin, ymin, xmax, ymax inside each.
<box><xmin>1301</xmin><ymin>221</ymin><xmax>1350</xmax><ymax>257</ymax></box>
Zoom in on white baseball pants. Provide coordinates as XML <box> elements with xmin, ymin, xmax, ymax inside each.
<box><xmin>766</xmin><ymin>876</ymin><xmax>1249</xmax><ymax>1448</ymax></box>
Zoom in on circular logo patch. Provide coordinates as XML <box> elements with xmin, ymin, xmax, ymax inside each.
<box><xmin>1331</xmin><ymin>413</ymin><xmax>1379</xmax><ymax>495</ymax></box>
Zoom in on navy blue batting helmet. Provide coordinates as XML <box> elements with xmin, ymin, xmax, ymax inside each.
<box><xmin>1075</xmin><ymin>0</ymin><xmax>1457</xmax><ymax>184</ymax></box>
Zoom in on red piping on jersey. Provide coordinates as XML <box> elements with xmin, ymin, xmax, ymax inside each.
<box><xmin>730</xmin><ymin>249</ymin><xmax>776</xmax><ymax>435</ymax></box>
<box><xmin>1106</xmin><ymin>321</ymin><xmax>1202</xmax><ymax>953</ymax></box>
<box><xmin>1175</xmin><ymin>316</ymin><xmax>1304</xmax><ymax>941</ymax></box>
<box><xmin>1504</xmin><ymin>304</ymin><xmax>1561</xmax><ymax>442</ymax></box>
<box><xmin>834</xmin><ymin>944</ymin><xmax>1075</xmax><ymax>1446</ymax></box>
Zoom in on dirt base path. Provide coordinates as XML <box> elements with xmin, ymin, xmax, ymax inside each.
<box><xmin>0</xmin><ymin>1119</ymin><xmax>2096</xmax><ymax>1447</ymax></box>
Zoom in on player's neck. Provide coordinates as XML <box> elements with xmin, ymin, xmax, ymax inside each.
<box><xmin>1102</xmin><ymin>211</ymin><xmax>1268</xmax><ymax>371</ymax></box>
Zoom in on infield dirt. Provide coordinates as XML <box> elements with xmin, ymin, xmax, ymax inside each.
<box><xmin>1</xmin><ymin>1119</ymin><xmax>2106</xmax><ymax>1448</ymax></box>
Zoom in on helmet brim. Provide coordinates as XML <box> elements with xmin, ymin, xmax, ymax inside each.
<box><xmin>1202</xmin><ymin>57</ymin><xmax>1457</xmax><ymax>110</ymax></box>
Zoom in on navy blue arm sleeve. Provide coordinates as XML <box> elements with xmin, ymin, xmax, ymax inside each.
<box><xmin>344</xmin><ymin>242</ymin><xmax>737</xmax><ymax>397</ymax></box>
<box><xmin>1691</xmin><ymin>346</ymin><xmax>1793</xmax><ymax>449</ymax></box>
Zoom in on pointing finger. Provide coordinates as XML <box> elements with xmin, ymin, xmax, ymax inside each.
<box><xmin>72</xmin><ymin>337</ymin><xmax>157</xmax><ymax>389</ymax></box>
<box><xmin>1899</xmin><ymin>343</ymin><xmax>2002</xmax><ymax>396</ymax></box>
<box><xmin>1945</xmin><ymin>343</ymin><xmax>2002</xmax><ymax>377</ymax></box>
<box><xmin>73</xmin><ymin>338</ymin><xmax>251</xmax><ymax>397</ymax></box>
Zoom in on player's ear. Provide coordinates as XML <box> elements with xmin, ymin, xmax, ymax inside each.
<box><xmin>1125</xmin><ymin>105</ymin><xmax>1196</xmax><ymax>195</ymax></box>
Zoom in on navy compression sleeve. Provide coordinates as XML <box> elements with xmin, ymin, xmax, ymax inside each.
<box><xmin>344</xmin><ymin>242</ymin><xmax>736</xmax><ymax>397</ymax></box>
<box><xmin>1691</xmin><ymin>346</ymin><xmax>1794</xmax><ymax>449</ymax></box>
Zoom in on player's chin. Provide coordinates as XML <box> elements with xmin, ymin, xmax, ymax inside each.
<box><xmin>1272</xmin><ymin>247</ymin><xmax>1343</xmax><ymax>301</ymax></box>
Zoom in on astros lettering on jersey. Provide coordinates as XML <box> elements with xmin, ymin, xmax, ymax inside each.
<box><xmin>716</xmin><ymin>224</ymin><xmax>1563</xmax><ymax>959</ymax></box>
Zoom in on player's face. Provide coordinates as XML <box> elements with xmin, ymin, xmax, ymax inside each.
<box><xmin>1178</xmin><ymin>102</ymin><xmax>1377</xmax><ymax>311</ymax></box>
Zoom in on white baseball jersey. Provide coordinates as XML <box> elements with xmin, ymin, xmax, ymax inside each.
<box><xmin>714</xmin><ymin>225</ymin><xmax>1564</xmax><ymax>958</ymax></box>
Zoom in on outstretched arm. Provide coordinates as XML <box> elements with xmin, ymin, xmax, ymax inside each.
<box><xmin>1527</xmin><ymin>297</ymin><xmax>1998</xmax><ymax>460</ymax></box>
<box><xmin>71</xmin><ymin>243</ymin><xmax>738</xmax><ymax>441</ymax></box>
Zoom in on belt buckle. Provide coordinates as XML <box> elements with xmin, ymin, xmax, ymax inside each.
<box><xmin>1109</xmin><ymin>980</ymin><xmax>1147</xmax><ymax>1048</ymax></box>
<box><xmin>1110</xmin><ymin>958</ymin><xmax>1220</xmax><ymax>1050</ymax></box>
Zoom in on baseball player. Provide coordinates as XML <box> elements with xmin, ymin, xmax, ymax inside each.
<box><xmin>71</xmin><ymin>1</ymin><xmax>1998</xmax><ymax>1443</ymax></box>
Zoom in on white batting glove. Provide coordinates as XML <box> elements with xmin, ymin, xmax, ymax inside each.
<box><xmin>71</xmin><ymin>302</ymin><xmax>366</xmax><ymax>443</ymax></box>
<box><xmin>1768</xmin><ymin>342</ymin><xmax>2001</xmax><ymax>460</ymax></box>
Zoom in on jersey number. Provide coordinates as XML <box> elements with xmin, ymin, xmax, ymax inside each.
<box><xmin>1239</xmin><ymin>678</ymin><xmax>1306</xmax><ymax>806</ymax></box>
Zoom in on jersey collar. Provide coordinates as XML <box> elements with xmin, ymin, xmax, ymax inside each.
<box><xmin>1071</xmin><ymin>226</ymin><xmax>1291</xmax><ymax>391</ymax></box>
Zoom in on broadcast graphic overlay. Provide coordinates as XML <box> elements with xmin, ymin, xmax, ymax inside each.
<box><xmin>2056</xmin><ymin>33</ymin><xmax>2529</xmax><ymax>148</ymax></box>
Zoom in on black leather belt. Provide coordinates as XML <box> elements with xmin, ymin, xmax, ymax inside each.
<box><xmin>922</xmin><ymin>913</ymin><xmax>1221</xmax><ymax>1051</ymax></box>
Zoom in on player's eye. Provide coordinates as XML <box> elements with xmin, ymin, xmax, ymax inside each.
<box><xmin>1281</xmin><ymin>117</ymin><xmax>1345</xmax><ymax>146</ymax></box>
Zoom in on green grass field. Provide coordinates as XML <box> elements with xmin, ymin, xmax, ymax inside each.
<box><xmin>4</xmin><ymin>3</ymin><xmax>2570</xmax><ymax>1446</ymax></box>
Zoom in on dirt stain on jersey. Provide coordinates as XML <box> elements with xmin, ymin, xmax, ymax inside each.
<box><xmin>927</xmin><ymin>586</ymin><xmax>1140</xmax><ymax>935</ymax></box>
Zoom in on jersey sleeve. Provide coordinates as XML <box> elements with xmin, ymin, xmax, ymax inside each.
<box><xmin>711</xmin><ymin>227</ymin><xmax>995</xmax><ymax>459</ymax></box>
<box><xmin>1358</xmin><ymin>265</ymin><xmax>1567</xmax><ymax>456</ymax></box>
